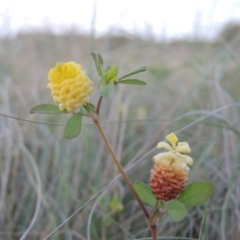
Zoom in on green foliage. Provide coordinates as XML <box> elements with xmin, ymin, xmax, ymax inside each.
<box><xmin>98</xmin><ymin>74</ymin><xmax>107</xmax><ymax>90</ymax></box>
<box><xmin>117</xmin><ymin>79</ymin><xmax>146</xmax><ymax>85</ymax></box>
<box><xmin>91</xmin><ymin>52</ymin><xmax>147</xmax><ymax>95</ymax></box>
<box><xmin>118</xmin><ymin>66</ymin><xmax>147</xmax><ymax>80</ymax></box>
<box><xmin>90</xmin><ymin>52</ymin><xmax>104</xmax><ymax>77</ymax></box>
<box><xmin>177</xmin><ymin>182</ymin><xmax>214</xmax><ymax>207</ymax></box>
<box><xmin>105</xmin><ymin>65</ymin><xmax>119</xmax><ymax>82</ymax></box>
<box><xmin>133</xmin><ymin>181</ymin><xmax>157</xmax><ymax>206</ymax></box>
<box><xmin>166</xmin><ymin>200</ymin><xmax>188</xmax><ymax>222</ymax></box>
<box><xmin>100</xmin><ymin>82</ymin><xmax>115</xmax><ymax>97</ymax></box>
<box><xmin>84</xmin><ymin>102</ymin><xmax>96</xmax><ymax>116</ymax></box>
<box><xmin>30</xmin><ymin>104</ymin><xmax>68</xmax><ymax>114</ymax></box>
<box><xmin>134</xmin><ymin>180</ymin><xmax>213</xmax><ymax>210</ymax></box>
<box><xmin>64</xmin><ymin>113</ymin><xmax>82</xmax><ymax>139</ymax></box>
<box><xmin>109</xmin><ymin>194</ymin><xmax>124</xmax><ymax>212</ymax></box>
<box><xmin>79</xmin><ymin>106</ymin><xmax>88</xmax><ymax>116</ymax></box>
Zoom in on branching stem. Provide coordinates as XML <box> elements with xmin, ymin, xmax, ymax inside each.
<box><xmin>93</xmin><ymin>95</ymin><xmax>159</xmax><ymax>239</ymax></box>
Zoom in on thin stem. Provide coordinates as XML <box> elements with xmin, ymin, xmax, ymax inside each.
<box><xmin>151</xmin><ymin>225</ymin><xmax>157</xmax><ymax>240</ymax></box>
<box><xmin>93</xmin><ymin>118</ymin><xmax>149</xmax><ymax>219</ymax></box>
<box><xmin>96</xmin><ymin>96</ymin><xmax>103</xmax><ymax>115</ymax></box>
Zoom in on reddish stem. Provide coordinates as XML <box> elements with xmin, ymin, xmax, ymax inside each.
<box><xmin>96</xmin><ymin>96</ymin><xmax>103</xmax><ymax>115</ymax></box>
<box><xmin>93</xmin><ymin>118</ymin><xmax>149</xmax><ymax>219</ymax></box>
<box><xmin>93</xmin><ymin>94</ymin><xmax>160</xmax><ymax>240</ymax></box>
<box><xmin>151</xmin><ymin>224</ymin><xmax>157</xmax><ymax>240</ymax></box>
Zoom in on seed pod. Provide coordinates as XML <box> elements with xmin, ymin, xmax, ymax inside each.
<box><xmin>149</xmin><ymin>161</ymin><xmax>188</xmax><ymax>201</ymax></box>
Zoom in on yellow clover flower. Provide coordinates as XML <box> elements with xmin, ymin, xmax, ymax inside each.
<box><xmin>150</xmin><ymin>132</ymin><xmax>193</xmax><ymax>201</ymax></box>
<box><xmin>47</xmin><ymin>62</ymin><xmax>94</xmax><ymax>113</ymax></box>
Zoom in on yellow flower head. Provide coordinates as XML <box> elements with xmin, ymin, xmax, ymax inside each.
<box><xmin>150</xmin><ymin>132</ymin><xmax>193</xmax><ymax>201</ymax></box>
<box><xmin>154</xmin><ymin>132</ymin><xmax>193</xmax><ymax>174</ymax></box>
<box><xmin>47</xmin><ymin>62</ymin><xmax>94</xmax><ymax>113</ymax></box>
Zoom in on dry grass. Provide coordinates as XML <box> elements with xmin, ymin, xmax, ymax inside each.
<box><xmin>0</xmin><ymin>25</ymin><xmax>240</xmax><ymax>240</ymax></box>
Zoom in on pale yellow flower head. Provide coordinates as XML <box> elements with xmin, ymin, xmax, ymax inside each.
<box><xmin>47</xmin><ymin>62</ymin><xmax>94</xmax><ymax>113</ymax></box>
<box><xmin>153</xmin><ymin>132</ymin><xmax>193</xmax><ymax>174</ymax></box>
<box><xmin>150</xmin><ymin>132</ymin><xmax>193</xmax><ymax>201</ymax></box>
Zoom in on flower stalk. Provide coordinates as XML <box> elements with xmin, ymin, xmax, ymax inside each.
<box><xmin>92</xmin><ymin>117</ymin><xmax>149</xmax><ymax>219</ymax></box>
<box><xmin>92</xmin><ymin>117</ymin><xmax>159</xmax><ymax>240</ymax></box>
<box><xmin>91</xmin><ymin>95</ymin><xmax>160</xmax><ymax>239</ymax></box>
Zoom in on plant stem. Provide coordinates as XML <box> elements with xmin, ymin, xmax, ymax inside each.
<box><xmin>93</xmin><ymin>96</ymin><xmax>157</xmax><ymax>239</ymax></box>
<box><xmin>151</xmin><ymin>225</ymin><xmax>157</xmax><ymax>240</ymax></box>
<box><xmin>92</xmin><ymin>118</ymin><xmax>149</xmax><ymax>219</ymax></box>
<box><xmin>96</xmin><ymin>96</ymin><xmax>103</xmax><ymax>115</ymax></box>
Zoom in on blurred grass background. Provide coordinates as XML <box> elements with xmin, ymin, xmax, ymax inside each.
<box><xmin>0</xmin><ymin>22</ymin><xmax>240</xmax><ymax>240</ymax></box>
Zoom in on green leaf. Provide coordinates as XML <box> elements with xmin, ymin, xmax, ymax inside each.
<box><xmin>133</xmin><ymin>181</ymin><xmax>157</xmax><ymax>206</ymax></box>
<box><xmin>30</xmin><ymin>104</ymin><xmax>68</xmax><ymax>114</ymax></box>
<box><xmin>90</xmin><ymin>52</ymin><xmax>99</xmax><ymax>75</ymax></box>
<box><xmin>100</xmin><ymin>82</ymin><xmax>114</xmax><ymax>97</ymax></box>
<box><xmin>97</xmin><ymin>53</ymin><xmax>104</xmax><ymax>66</ymax></box>
<box><xmin>177</xmin><ymin>181</ymin><xmax>214</xmax><ymax>207</ymax></box>
<box><xmin>117</xmin><ymin>79</ymin><xmax>146</xmax><ymax>85</ymax></box>
<box><xmin>105</xmin><ymin>65</ymin><xmax>111</xmax><ymax>73</ymax></box>
<box><xmin>98</xmin><ymin>74</ymin><xmax>107</xmax><ymax>90</ymax></box>
<box><xmin>80</xmin><ymin>107</ymin><xmax>88</xmax><ymax>116</ymax></box>
<box><xmin>118</xmin><ymin>66</ymin><xmax>147</xmax><ymax>80</ymax></box>
<box><xmin>166</xmin><ymin>200</ymin><xmax>187</xmax><ymax>222</ymax></box>
<box><xmin>98</xmin><ymin>55</ymin><xmax>105</xmax><ymax>76</ymax></box>
<box><xmin>64</xmin><ymin>113</ymin><xmax>82</xmax><ymax>139</ymax></box>
<box><xmin>90</xmin><ymin>52</ymin><xmax>104</xmax><ymax>77</ymax></box>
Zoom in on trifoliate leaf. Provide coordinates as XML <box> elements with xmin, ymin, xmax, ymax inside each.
<box><xmin>166</xmin><ymin>200</ymin><xmax>187</xmax><ymax>222</ymax></box>
<box><xmin>100</xmin><ymin>82</ymin><xmax>114</xmax><ymax>97</ymax></box>
<box><xmin>64</xmin><ymin>113</ymin><xmax>82</xmax><ymax>139</ymax></box>
<box><xmin>30</xmin><ymin>104</ymin><xmax>68</xmax><ymax>114</ymax></box>
<box><xmin>177</xmin><ymin>181</ymin><xmax>214</xmax><ymax>207</ymax></box>
<box><xmin>133</xmin><ymin>181</ymin><xmax>157</xmax><ymax>206</ymax></box>
<box><xmin>118</xmin><ymin>66</ymin><xmax>147</xmax><ymax>80</ymax></box>
<box><xmin>117</xmin><ymin>79</ymin><xmax>146</xmax><ymax>85</ymax></box>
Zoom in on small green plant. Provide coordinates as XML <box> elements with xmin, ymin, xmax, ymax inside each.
<box><xmin>30</xmin><ymin>53</ymin><xmax>214</xmax><ymax>240</ymax></box>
